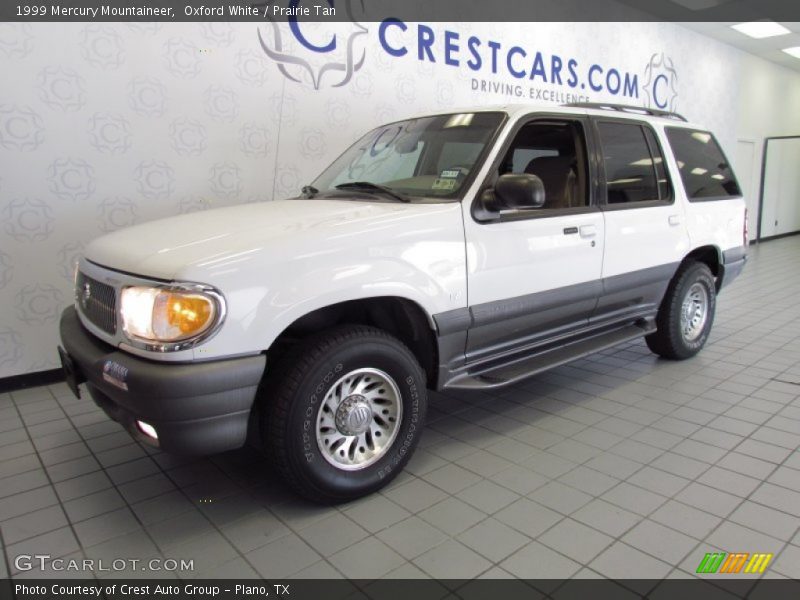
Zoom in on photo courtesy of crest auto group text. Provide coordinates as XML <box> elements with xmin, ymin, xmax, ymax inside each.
<box><xmin>1</xmin><ymin>0</ymin><xmax>800</xmax><ymax>598</ymax></box>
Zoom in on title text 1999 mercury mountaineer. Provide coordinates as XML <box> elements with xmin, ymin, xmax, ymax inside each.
<box><xmin>59</xmin><ymin>103</ymin><xmax>747</xmax><ymax>502</ymax></box>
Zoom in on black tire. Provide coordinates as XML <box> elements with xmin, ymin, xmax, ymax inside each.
<box><xmin>646</xmin><ymin>261</ymin><xmax>716</xmax><ymax>360</ymax></box>
<box><xmin>262</xmin><ymin>325</ymin><xmax>427</xmax><ymax>503</ymax></box>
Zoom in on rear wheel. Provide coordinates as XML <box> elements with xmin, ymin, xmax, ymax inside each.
<box><xmin>646</xmin><ymin>261</ymin><xmax>716</xmax><ymax>360</ymax></box>
<box><xmin>262</xmin><ymin>325</ymin><xmax>427</xmax><ymax>503</ymax></box>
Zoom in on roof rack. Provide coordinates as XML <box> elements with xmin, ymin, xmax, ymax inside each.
<box><xmin>563</xmin><ymin>102</ymin><xmax>687</xmax><ymax>122</ymax></box>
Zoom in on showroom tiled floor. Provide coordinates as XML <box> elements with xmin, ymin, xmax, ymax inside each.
<box><xmin>1</xmin><ymin>236</ymin><xmax>799</xmax><ymax>584</ymax></box>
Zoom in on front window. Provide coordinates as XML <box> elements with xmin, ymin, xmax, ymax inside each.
<box><xmin>310</xmin><ymin>112</ymin><xmax>505</xmax><ymax>201</ymax></box>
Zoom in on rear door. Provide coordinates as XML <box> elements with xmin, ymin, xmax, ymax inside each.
<box><xmin>590</xmin><ymin>119</ymin><xmax>690</xmax><ymax>325</ymax></box>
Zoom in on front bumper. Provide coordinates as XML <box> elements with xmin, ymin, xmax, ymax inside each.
<box><xmin>59</xmin><ymin>306</ymin><xmax>266</xmax><ymax>455</ymax></box>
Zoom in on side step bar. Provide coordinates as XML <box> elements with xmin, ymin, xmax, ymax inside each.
<box><xmin>445</xmin><ymin>321</ymin><xmax>655</xmax><ymax>390</ymax></box>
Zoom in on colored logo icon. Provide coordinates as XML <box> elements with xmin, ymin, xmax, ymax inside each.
<box><xmin>696</xmin><ymin>552</ymin><xmax>772</xmax><ymax>574</ymax></box>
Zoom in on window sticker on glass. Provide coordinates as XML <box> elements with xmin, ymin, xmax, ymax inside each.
<box><xmin>432</xmin><ymin>178</ymin><xmax>457</xmax><ymax>191</ymax></box>
<box><xmin>440</xmin><ymin>170</ymin><xmax>461</xmax><ymax>179</ymax></box>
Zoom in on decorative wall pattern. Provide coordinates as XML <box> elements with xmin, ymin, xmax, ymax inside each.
<box><xmin>0</xmin><ymin>20</ymin><xmax>758</xmax><ymax>378</ymax></box>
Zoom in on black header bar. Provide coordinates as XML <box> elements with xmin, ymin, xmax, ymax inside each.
<box><xmin>2</xmin><ymin>0</ymin><xmax>800</xmax><ymax>22</ymax></box>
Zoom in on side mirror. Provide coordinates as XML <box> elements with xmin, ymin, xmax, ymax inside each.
<box><xmin>483</xmin><ymin>173</ymin><xmax>545</xmax><ymax>212</ymax></box>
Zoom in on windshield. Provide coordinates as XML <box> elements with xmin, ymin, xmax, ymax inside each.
<box><xmin>310</xmin><ymin>112</ymin><xmax>506</xmax><ymax>201</ymax></box>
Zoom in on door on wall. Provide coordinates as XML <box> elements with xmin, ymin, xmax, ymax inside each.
<box><xmin>734</xmin><ymin>139</ymin><xmax>757</xmax><ymax>241</ymax></box>
<box><xmin>761</xmin><ymin>137</ymin><xmax>800</xmax><ymax>238</ymax></box>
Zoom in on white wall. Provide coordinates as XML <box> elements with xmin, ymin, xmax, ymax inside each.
<box><xmin>0</xmin><ymin>20</ymin><xmax>799</xmax><ymax>378</ymax></box>
<box><xmin>734</xmin><ymin>53</ymin><xmax>800</xmax><ymax>238</ymax></box>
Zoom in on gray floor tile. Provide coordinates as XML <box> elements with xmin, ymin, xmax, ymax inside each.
<box><xmin>340</xmin><ymin>494</ymin><xmax>410</xmax><ymax>534</ymax></box>
<box><xmin>589</xmin><ymin>541</ymin><xmax>672</xmax><ymax>579</ymax></box>
<box><xmin>117</xmin><ymin>472</ymin><xmax>176</xmax><ymax>504</ymax></box>
<box><xmin>457</xmin><ymin>517</ymin><xmax>530</xmax><ymax>563</ymax></box>
<box><xmin>500</xmin><ymin>540</ymin><xmax>581</xmax><ymax>580</ymax></box>
<box><xmin>583</xmin><ymin>453</ymin><xmax>642</xmax><ymax>480</ymax></box>
<box><xmin>376</xmin><ymin>515</ymin><xmax>449</xmax><ymax>560</ymax></box>
<box><xmin>650</xmin><ymin>452</ymin><xmax>710</xmax><ymax>480</ymax></box>
<box><xmin>557</xmin><ymin>465</ymin><xmax>619</xmax><ymax>496</ymax></box>
<box><xmin>489</xmin><ymin>464</ymin><xmax>549</xmax><ymax>495</ymax></box>
<box><xmin>750</xmin><ymin>483</ymin><xmax>800</xmax><ymax>517</ymax></box>
<box><xmin>2</xmin><ymin>504</ymin><xmax>68</xmax><ymax>544</ymax></box>
<box><xmin>627</xmin><ymin>466</ymin><xmax>691</xmax><ymax>497</ymax></box>
<box><xmin>528</xmin><ymin>480</ymin><xmax>593</xmax><ymax>515</ymax></box>
<box><xmin>63</xmin><ymin>487</ymin><xmax>127</xmax><ymax>523</ymax></box>
<box><xmin>418</xmin><ymin>497</ymin><xmax>486</xmax><ymax>536</ymax></box>
<box><xmin>7</xmin><ymin>527</ymin><xmax>80</xmax><ymax>572</ymax></box>
<box><xmin>413</xmin><ymin>539</ymin><xmax>492</xmax><ymax>578</ymax></box>
<box><xmin>706</xmin><ymin>521</ymin><xmax>784</xmax><ymax>559</ymax></box>
<box><xmin>246</xmin><ymin>533</ymin><xmax>321</xmax><ymax>578</ymax></box>
<box><xmin>0</xmin><ymin>486</ymin><xmax>58</xmax><ymax>521</ymax></box>
<box><xmin>382</xmin><ymin>477</ymin><xmax>449</xmax><ymax>513</ymax></box>
<box><xmin>572</xmin><ymin>499</ymin><xmax>641</xmax><ymax>537</ymax></box>
<box><xmin>728</xmin><ymin>501</ymin><xmax>799</xmax><ymax>542</ymax></box>
<box><xmin>72</xmin><ymin>507</ymin><xmax>141</xmax><ymax>547</ymax></box>
<box><xmin>696</xmin><ymin>466</ymin><xmax>762</xmax><ymax>498</ymax></box>
<box><xmin>454</xmin><ymin>449</ymin><xmax>514</xmax><ymax>477</ymax></box>
<box><xmin>649</xmin><ymin>500</ymin><xmax>722</xmax><ymax>539</ymax></box>
<box><xmin>766</xmin><ymin>465</ymin><xmax>800</xmax><ymax>493</ymax></box>
<box><xmin>601</xmin><ymin>482</ymin><xmax>668</xmax><ymax>517</ymax></box>
<box><xmin>218</xmin><ymin>511</ymin><xmax>290</xmax><ymax>553</ymax></box>
<box><xmin>716</xmin><ymin>452</ymin><xmax>776</xmax><ymax>480</ymax></box>
<box><xmin>147</xmin><ymin>509</ymin><xmax>217</xmax><ymax>551</ymax></box>
<box><xmin>297</xmin><ymin>512</ymin><xmax>369</xmax><ymax>557</ymax></box>
<box><xmin>53</xmin><ymin>471</ymin><xmax>113</xmax><ymax>502</ymax></box>
<box><xmin>494</xmin><ymin>498</ymin><xmax>562</xmax><ymax>538</ymax></box>
<box><xmin>329</xmin><ymin>537</ymin><xmax>405</xmax><ymax>579</ymax></box>
<box><xmin>621</xmin><ymin>520</ymin><xmax>699</xmax><ymax>564</ymax></box>
<box><xmin>538</xmin><ymin>517</ymin><xmax>614</xmax><ymax>563</ymax></box>
<box><xmin>770</xmin><ymin>544</ymin><xmax>800</xmax><ymax>578</ymax></box>
<box><xmin>458</xmin><ymin>479</ymin><xmax>520</xmax><ymax>514</ymax></box>
<box><xmin>421</xmin><ymin>463</ymin><xmax>483</xmax><ymax>495</ymax></box>
<box><xmin>522</xmin><ymin>451</ymin><xmax>578</xmax><ymax>478</ymax></box>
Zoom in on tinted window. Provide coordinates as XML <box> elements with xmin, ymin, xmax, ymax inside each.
<box><xmin>500</xmin><ymin>120</ymin><xmax>589</xmax><ymax>209</ymax></box>
<box><xmin>665</xmin><ymin>128</ymin><xmax>741</xmax><ymax>200</ymax></box>
<box><xmin>597</xmin><ymin>122</ymin><xmax>662</xmax><ymax>204</ymax></box>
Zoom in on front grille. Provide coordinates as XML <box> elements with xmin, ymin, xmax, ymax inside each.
<box><xmin>76</xmin><ymin>271</ymin><xmax>117</xmax><ymax>334</ymax></box>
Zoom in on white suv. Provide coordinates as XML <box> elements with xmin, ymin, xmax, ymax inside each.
<box><xmin>58</xmin><ymin>103</ymin><xmax>747</xmax><ymax>502</ymax></box>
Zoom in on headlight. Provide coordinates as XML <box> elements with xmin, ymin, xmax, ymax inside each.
<box><xmin>120</xmin><ymin>285</ymin><xmax>224</xmax><ymax>350</ymax></box>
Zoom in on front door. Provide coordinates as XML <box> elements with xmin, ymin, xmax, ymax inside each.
<box><xmin>463</xmin><ymin>116</ymin><xmax>604</xmax><ymax>363</ymax></box>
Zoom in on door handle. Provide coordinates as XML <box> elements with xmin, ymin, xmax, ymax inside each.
<box><xmin>579</xmin><ymin>225</ymin><xmax>597</xmax><ymax>238</ymax></box>
<box><xmin>668</xmin><ymin>214</ymin><xmax>681</xmax><ymax>226</ymax></box>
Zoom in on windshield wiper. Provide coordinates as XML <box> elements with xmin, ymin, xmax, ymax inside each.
<box><xmin>301</xmin><ymin>185</ymin><xmax>319</xmax><ymax>198</ymax></box>
<box><xmin>334</xmin><ymin>181</ymin><xmax>411</xmax><ymax>203</ymax></box>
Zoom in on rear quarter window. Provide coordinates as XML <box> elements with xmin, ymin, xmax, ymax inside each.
<box><xmin>665</xmin><ymin>127</ymin><xmax>741</xmax><ymax>201</ymax></box>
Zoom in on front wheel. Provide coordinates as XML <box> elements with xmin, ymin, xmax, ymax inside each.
<box><xmin>262</xmin><ymin>325</ymin><xmax>427</xmax><ymax>503</ymax></box>
<box><xmin>646</xmin><ymin>261</ymin><xmax>716</xmax><ymax>360</ymax></box>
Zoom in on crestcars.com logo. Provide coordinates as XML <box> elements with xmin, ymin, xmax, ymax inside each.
<box><xmin>258</xmin><ymin>13</ymin><xmax>679</xmax><ymax>109</ymax></box>
<box><xmin>257</xmin><ymin>0</ymin><xmax>368</xmax><ymax>90</ymax></box>
<box><xmin>696</xmin><ymin>552</ymin><xmax>773</xmax><ymax>574</ymax></box>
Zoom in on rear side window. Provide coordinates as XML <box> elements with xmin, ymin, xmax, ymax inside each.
<box><xmin>596</xmin><ymin>121</ymin><xmax>670</xmax><ymax>205</ymax></box>
<box><xmin>665</xmin><ymin>128</ymin><xmax>741</xmax><ymax>200</ymax></box>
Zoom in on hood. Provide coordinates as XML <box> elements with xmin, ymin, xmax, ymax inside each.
<box><xmin>85</xmin><ymin>199</ymin><xmax>454</xmax><ymax>281</ymax></box>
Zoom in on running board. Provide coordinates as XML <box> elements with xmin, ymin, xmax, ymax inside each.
<box><xmin>445</xmin><ymin>321</ymin><xmax>655</xmax><ymax>390</ymax></box>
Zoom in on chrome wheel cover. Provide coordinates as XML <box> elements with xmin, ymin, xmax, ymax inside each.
<box><xmin>681</xmin><ymin>282</ymin><xmax>709</xmax><ymax>342</ymax></box>
<box><xmin>315</xmin><ymin>368</ymin><xmax>403</xmax><ymax>471</ymax></box>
